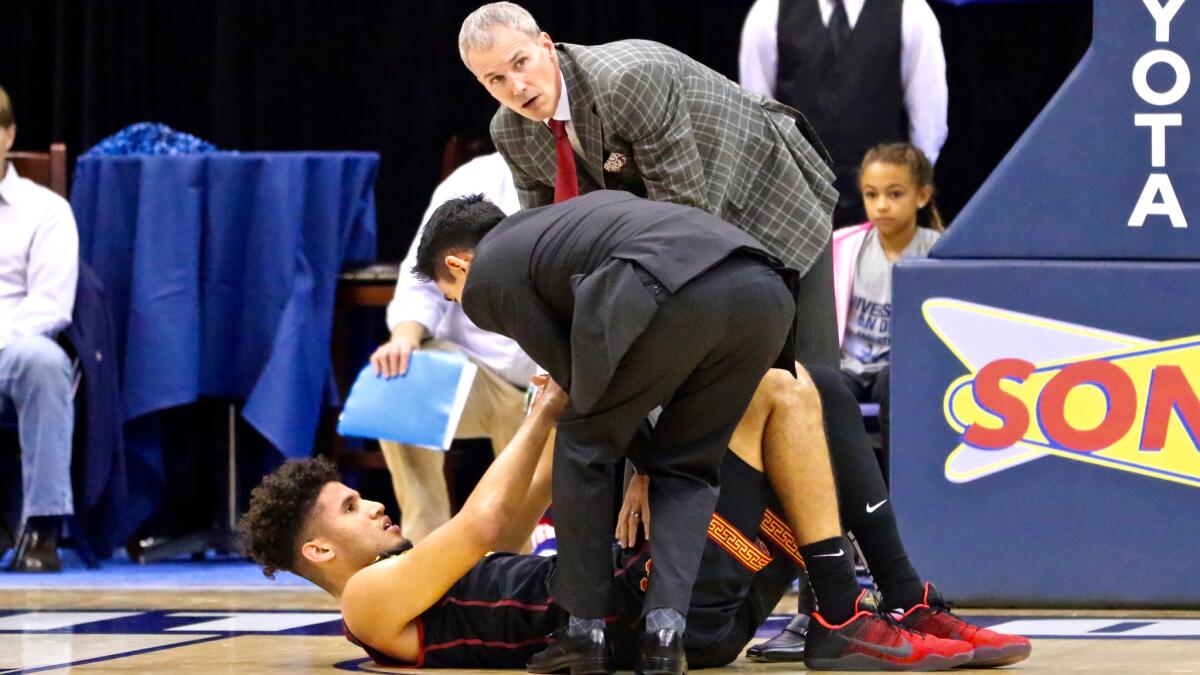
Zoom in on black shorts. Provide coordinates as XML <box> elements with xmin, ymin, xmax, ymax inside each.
<box><xmin>611</xmin><ymin>450</ymin><xmax>802</xmax><ymax>669</ymax></box>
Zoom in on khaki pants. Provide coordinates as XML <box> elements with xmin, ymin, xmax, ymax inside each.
<box><xmin>378</xmin><ymin>339</ymin><xmax>526</xmax><ymax>544</ymax></box>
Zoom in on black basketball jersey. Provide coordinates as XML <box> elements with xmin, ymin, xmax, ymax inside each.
<box><xmin>346</xmin><ymin>552</ymin><xmax>568</xmax><ymax>669</ymax></box>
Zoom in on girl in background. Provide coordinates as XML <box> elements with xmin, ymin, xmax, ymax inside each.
<box><xmin>832</xmin><ymin>143</ymin><xmax>943</xmax><ymax>481</ymax></box>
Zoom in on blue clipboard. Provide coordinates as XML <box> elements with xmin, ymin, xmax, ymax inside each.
<box><xmin>337</xmin><ymin>351</ymin><xmax>478</xmax><ymax>450</ymax></box>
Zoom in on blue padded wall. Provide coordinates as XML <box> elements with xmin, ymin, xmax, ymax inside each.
<box><xmin>892</xmin><ymin>260</ymin><xmax>1200</xmax><ymax>607</ymax></box>
<box><xmin>890</xmin><ymin>0</ymin><xmax>1200</xmax><ymax>606</ymax></box>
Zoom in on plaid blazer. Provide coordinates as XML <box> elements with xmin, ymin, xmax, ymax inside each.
<box><xmin>490</xmin><ymin>39</ymin><xmax>838</xmax><ymax>275</ymax></box>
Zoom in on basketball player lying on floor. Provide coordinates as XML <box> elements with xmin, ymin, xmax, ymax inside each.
<box><xmin>238</xmin><ymin>367</ymin><xmax>1029</xmax><ymax>672</ymax></box>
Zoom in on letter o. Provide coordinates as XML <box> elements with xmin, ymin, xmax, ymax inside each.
<box><xmin>1132</xmin><ymin>50</ymin><xmax>1191</xmax><ymax>106</ymax></box>
<box><xmin>1037</xmin><ymin>361</ymin><xmax>1137</xmax><ymax>452</ymax></box>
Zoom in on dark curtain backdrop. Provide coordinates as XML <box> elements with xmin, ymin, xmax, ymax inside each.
<box><xmin>4</xmin><ymin>0</ymin><xmax>1090</xmax><ymax>261</ymax></box>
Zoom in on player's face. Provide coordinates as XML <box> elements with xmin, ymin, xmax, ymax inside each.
<box><xmin>312</xmin><ymin>482</ymin><xmax>404</xmax><ymax>565</ymax></box>
<box><xmin>466</xmin><ymin>25</ymin><xmax>561</xmax><ymax>122</ymax></box>
<box><xmin>860</xmin><ymin>161</ymin><xmax>932</xmax><ymax>237</ymax></box>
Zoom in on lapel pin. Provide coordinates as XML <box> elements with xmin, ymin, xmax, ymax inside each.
<box><xmin>604</xmin><ymin>152</ymin><xmax>627</xmax><ymax>173</ymax></box>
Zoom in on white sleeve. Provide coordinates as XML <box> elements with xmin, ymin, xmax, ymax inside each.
<box><xmin>900</xmin><ymin>0</ymin><xmax>948</xmax><ymax>165</ymax></box>
<box><xmin>386</xmin><ymin>155</ymin><xmax>519</xmax><ymax>333</ymax></box>
<box><xmin>739</xmin><ymin>0</ymin><xmax>780</xmax><ymax>98</ymax></box>
<box><xmin>0</xmin><ymin>200</ymin><xmax>78</xmax><ymax>350</ymax></box>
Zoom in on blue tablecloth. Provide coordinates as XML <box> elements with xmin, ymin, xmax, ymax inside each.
<box><xmin>70</xmin><ymin>152</ymin><xmax>377</xmax><ymax>538</ymax></box>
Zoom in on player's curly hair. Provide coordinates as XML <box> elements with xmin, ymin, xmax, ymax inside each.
<box><xmin>236</xmin><ymin>456</ymin><xmax>340</xmax><ymax>579</ymax></box>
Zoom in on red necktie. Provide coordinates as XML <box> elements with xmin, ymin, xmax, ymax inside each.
<box><xmin>548</xmin><ymin>119</ymin><xmax>580</xmax><ymax>203</ymax></box>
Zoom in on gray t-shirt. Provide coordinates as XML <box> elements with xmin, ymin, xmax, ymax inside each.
<box><xmin>840</xmin><ymin>227</ymin><xmax>941</xmax><ymax>379</ymax></box>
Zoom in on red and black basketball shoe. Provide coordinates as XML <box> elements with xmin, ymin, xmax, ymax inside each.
<box><xmin>899</xmin><ymin>583</ymin><xmax>1032</xmax><ymax>668</ymax></box>
<box><xmin>805</xmin><ymin>589</ymin><xmax>974</xmax><ymax>671</ymax></box>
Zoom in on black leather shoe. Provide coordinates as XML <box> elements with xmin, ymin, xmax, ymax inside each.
<box><xmin>527</xmin><ymin>628</ymin><xmax>614</xmax><ymax>674</ymax></box>
<box><xmin>636</xmin><ymin>629</ymin><xmax>686</xmax><ymax>675</ymax></box>
<box><xmin>8</xmin><ymin>517</ymin><xmax>62</xmax><ymax>573</ymax></box>
<box><xmin>745</xmin><ymin>614</ymin><xmax>809</xmax><ymax>663</ymax></box>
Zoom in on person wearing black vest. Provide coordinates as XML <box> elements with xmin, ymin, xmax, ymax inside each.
<box><xmin>740</xmin><ymin>0</ymin><xmax>947</xmax><ymax>227</ymax></box>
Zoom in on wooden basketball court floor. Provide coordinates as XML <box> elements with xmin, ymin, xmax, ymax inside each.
<box><xmin>3</xmin><ymin>587</ymin><xmax>1199</xmax><ymax>673</ymax></box>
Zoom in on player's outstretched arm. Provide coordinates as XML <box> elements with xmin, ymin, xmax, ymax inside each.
<box><xmin>498</xmin><ymin>425</ymin><xmax>555</xmax><ymax>552</ymax></box>
<box><xmin>341</xmin><ymin>376</ymin><xmax>567</xmax><ymax>657</ymax></box>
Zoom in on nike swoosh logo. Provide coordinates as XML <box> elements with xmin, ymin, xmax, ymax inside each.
<box><xmin>833</xmin><ymin>632</ymin><xmax>914</xmax><ymax>658</ymax></box>
<box><xmin>866</xmin><ymin>500</ymin><xmax>888</xmax><ymax>513</ymax></box>
<box><xmin>812</xmin><ymin>549</ymin><xmax>845</xmax><ymax>558</ymax></box>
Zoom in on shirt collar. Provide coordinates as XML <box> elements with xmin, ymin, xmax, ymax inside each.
<box><xmin>822</xmin><ymin>0</ymin><xmax>863</xmax><ymax>26</ymax></box>
<box><xmin>547</xmin><ymin>69</ymin><xmax>572</xmax><ymax>124</ymax></box>
<box><xmin>0</xmin><ymin>162</ymin><xmax>18</xmax><ymax>206</ymax></box>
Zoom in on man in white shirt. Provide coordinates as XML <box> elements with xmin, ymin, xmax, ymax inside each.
<box><xmin>368</xmin><ymin>152</ymin><xmax>535</xmax><ymax>549</ymax></box>
<box><xmin>740</xmin><ymin>0</ymin><xmax>948</xmax><ymax>227</ymax></box>
<box><xmin>0</xmin><ymin>86</ymin><xmax>80</xmax><ymax>572</ymax></box>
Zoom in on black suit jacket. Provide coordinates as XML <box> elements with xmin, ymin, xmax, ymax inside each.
<box><xmin>462</xmin><ymin>191</ymin><xmax>797</xmax><ymax>414</ymax></box>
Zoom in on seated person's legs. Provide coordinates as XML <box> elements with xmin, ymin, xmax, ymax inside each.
<box><xmin>873</xmin><ymin>364</ymin><xmax>891</xmax><ymax>478</ymax></box>
<box><xmin>0</xmin><ymin>335</ymin><xmax>74</xmax><ymax>572</ymax></box>
<box><xmin>838</xmin><ymin>367</ymin><xmax>871</xmax><ymax>402</ymax></box>
<box><xmin>838</xmin><ymin>367</ymin><xmax>889</xmax><ymax>478</ymax></box>
<box><xmin>377</xmin><ymin>439</ymin><xmax>450</xmax><ymax>543</ymax></box>
<box><xmin>377</xmin><ymin>338</ymin><xmax>526</xmax><ymax>550</ymax></box>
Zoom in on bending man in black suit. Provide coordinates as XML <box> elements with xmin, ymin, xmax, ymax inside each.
<box><xmin>414</xmin><ymin>189</ymin><xmax>794</xmax><ymax>674</ymax></box>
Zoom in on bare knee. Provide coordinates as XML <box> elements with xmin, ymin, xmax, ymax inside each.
<box><xmin>761</xmin><ymin>366</ymin><xmax>820</xmax><ymax>414</ymax></box>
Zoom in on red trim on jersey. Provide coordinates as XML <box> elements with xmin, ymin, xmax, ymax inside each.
<box><xmin>414</xmin><ymin>617</ymin><xmax>426</xmax><ymax>667</ymax></box>
<box><xmin>343</xmin><ymin>617</ymin><xmax>426</xmax><ymax>668</ymax></box>
<box><xmin>424</xmin><ymin>635</ymin><xmax>553</xmax><ymax>654</ymax></box>
<box><xmin>440</xmin><ymin>596</ymin><xmax>552</xmax><ymax>612</ymax></box>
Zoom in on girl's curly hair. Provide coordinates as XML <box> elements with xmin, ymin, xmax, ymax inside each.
<box><xmin>236</xmin><ymin>457</ymin><xmax>340</xmax><ymax>579</ymax></box>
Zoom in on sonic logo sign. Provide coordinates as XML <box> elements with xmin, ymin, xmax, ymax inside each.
<box><xmin>923</xmin><ymin>298</ymin><xmax>1200</xmax><ymax>489</ymax></box>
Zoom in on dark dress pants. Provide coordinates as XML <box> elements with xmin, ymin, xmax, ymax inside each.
<box><xmin>792</xmin><ymin>239</ymin><xmax>839</xmax><ymax>367</ymax></box>
<box><xmin>551</xmin><ymin>255</ymin><xmax>795</xmax><ymax>619</ymax></box>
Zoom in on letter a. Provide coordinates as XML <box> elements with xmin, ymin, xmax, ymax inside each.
<box><xmin>1129</xmin><ymin>173</ymin><xmax>1188</xmax><ymax>228</ymax></box>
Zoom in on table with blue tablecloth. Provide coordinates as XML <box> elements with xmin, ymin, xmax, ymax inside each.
<box><xmin>70</xmin><ymin>152</ymin><xmax>378</xmax><ymax>550</ymax></box>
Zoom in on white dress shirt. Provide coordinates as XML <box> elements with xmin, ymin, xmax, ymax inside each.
<box><xmin>739</xmin><ymin>0</ymin><xmax>948</xmax><ymax>164</ymax></box>
<box><xmin>387</xmin><ymin>152</ymin><xmax>535</xmax><ymax>388</ymax></box>
<box><xmin>547</xmin><ymin>70</ymin><xmax>585</xmax><ymax>157</ymax></box>
<box><xmin>0</xmin><ymin>163</ymin><xmax>78</xmax><ymax>351</ymax></box>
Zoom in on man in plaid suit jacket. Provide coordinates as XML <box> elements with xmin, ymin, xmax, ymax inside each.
<box><xmin>461</xmin><ymin>3</ymin><xmax>841</xmax><ymax>367</ymax></box>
